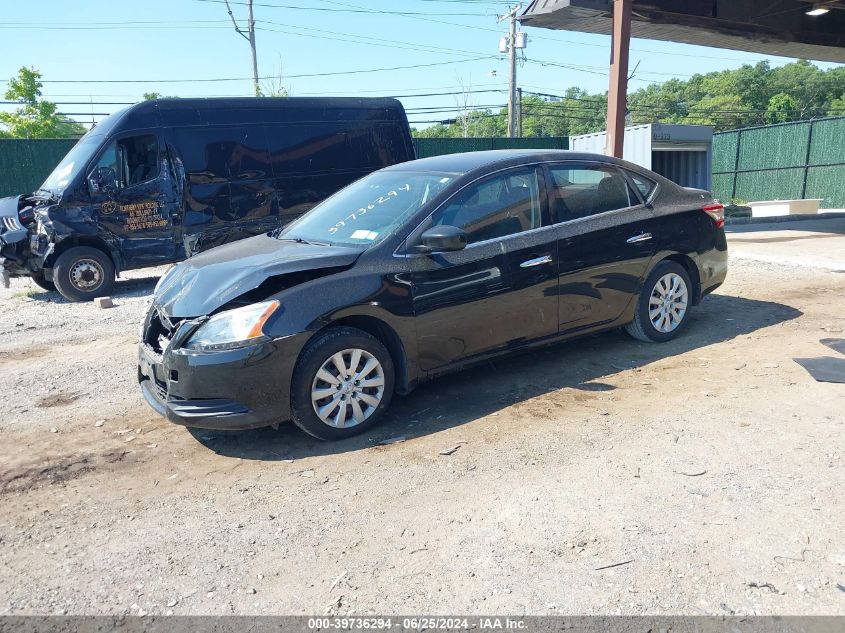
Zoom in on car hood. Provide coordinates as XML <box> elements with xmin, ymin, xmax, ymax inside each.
<box><xmin>154</xmin><ymin>234</ymin><xmax>365</xmax><ymax>318</ymax></box>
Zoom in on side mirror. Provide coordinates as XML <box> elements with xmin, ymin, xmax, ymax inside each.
<box><xmin>90</xmin><ymin>166</ymin><xmax>118</xmax><ymax>195</ymax></box>
<box><xmin>418</xmin><ymin>225</ymin><xmax>467</xmax><ymax>253</ymax></box>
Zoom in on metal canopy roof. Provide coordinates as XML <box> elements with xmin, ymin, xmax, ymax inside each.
<box><xmin>521</xmin><ymin>0</ymin><xmax>845</xmax><ymax>63</ymax></box>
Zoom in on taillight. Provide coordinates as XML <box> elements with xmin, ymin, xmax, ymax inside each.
<box><xmin>703</xmin><ymin>202</ymin><xmax>725</xmax><ymax>229</ymax></box>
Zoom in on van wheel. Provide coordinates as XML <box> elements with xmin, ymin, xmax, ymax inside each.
<box><xmin>290</xmin><ymin>327</ymin><xmax>394</xmax><ymax>441</ymax></box>
<box><xmin>30</xmin><ymin>273</ymin><xmax>56</xmax><ymax>293</ymax></box>
<box><xmin>625</xmin><ymin>261</ymin><xmax>692</xmax><ymax>343</ymax></box>
<box><xmin>53</xmin><ymin>246</ymin><xmax>115</xmax><ymax>302</ymax></box>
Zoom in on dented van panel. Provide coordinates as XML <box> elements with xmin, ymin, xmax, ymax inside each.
<box><xmin>0</xmin><ymin>96</ymin><xmax>415</xmax><ymax>300</ymax></box>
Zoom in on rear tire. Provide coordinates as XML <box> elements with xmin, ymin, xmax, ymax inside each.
<box><xmin>53</xmin><ymin>246</ymin><xmax>115</xmax><ymax>302</ymax></box>
<box><xmin>290</xmin><ymin>327</ymin><xmax>395</xmax><ymax>441</ymax></box>
<box><xmin>30</xmin><ymin>273</ymin><xmax>56</xmax><ymax>293</ymax></box>
<box><xmin>625</xmin><ymin>261</ymin><xmax>692</xmax><ymax>343</ymax></box>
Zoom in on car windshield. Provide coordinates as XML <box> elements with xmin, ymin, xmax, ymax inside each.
<box><xmin>40</xmin><ymin>131</ymin><xmax>105</xmax><ymax>195</ymax></box>
<box><xmin>278</xmin><ymin>170</ymin><xmax>456</xmax><ymax>247</ymax></box>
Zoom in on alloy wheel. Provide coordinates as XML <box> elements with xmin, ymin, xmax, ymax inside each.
<box><xmin>648</xmin><ymin>272</ymin><xmax>688</xmax><ymax>333</ymax></box>
<box><xmin>311</xmin><ymin>348</ymin><xmax>386</xmax><ymax>428</ymax></box>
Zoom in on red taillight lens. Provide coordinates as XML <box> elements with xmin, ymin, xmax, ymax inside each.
<box><xmin>703</xmin><ymin>202</ymin><xmax>725</xmax><ymax>229</ymax></box>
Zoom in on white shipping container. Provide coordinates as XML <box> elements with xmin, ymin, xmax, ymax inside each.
<box><xmin>571</xmin><ymin>123</ymin><xmax>714</xmax><ymax>191</ymax></box>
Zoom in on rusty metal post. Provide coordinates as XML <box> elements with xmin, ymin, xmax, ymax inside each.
<box><xmin>605</xmin><ymin>0</ymin><xmax>632</xmax><ymax>157</ymax></box>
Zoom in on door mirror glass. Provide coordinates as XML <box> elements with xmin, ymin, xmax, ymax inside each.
<box><xmin>420</xmin><ymin>225</ymin><xmax>467</xmax><ymax>252</ymax></box>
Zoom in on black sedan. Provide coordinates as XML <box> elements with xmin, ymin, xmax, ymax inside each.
<box><xmin>138</xmin><ymin>150</ymin><xmax>727</xmax><ymax>440</ymax></box>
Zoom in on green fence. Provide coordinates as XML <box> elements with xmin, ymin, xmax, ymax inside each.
<box><xmin>0</xmin><ymin>136</ymin><xmax>569</xmax><ymax>198</ymax></box>
<box><xmin>413</xmin><ymin>136</ymin><xmax>569</xmax><ymax>158</ymax></box>
<box><xmin>0</xmin><ymin>138</ymin><xmax>78</xmax><ymax>197</ymax></box>
<box><xmin>712</xmin><ymin>117</ymin><xmax>845</xmax><ymax>209</ymax></box>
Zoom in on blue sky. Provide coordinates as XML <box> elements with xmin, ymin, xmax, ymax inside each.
<box><xmin>0</xmin><ymin>0</ymin><xmax>840</xmax><ymax>129</ymax></box>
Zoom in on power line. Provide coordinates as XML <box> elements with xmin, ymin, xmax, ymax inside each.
<box><xmin>0</xmin><ymin>89</ymin><xmax>510</xmax><ymax>108</ymax></box>
<box><xmin>193</xmin><ymin>0</ymin><xmax>492</xmax><ymax>16</ymax></box>
<box><xmin>16</xmin><ymin>56</ymin><xmax>496</xmax><ymax>85</ymax></box>
<box><xmin>255</xmin><ymin>21</ymin><xmax>493</xmax><ymax>59</ymax></box>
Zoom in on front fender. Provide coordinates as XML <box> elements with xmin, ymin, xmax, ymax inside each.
<box><xmin>264</xmin><ymin>266</ymin><xmax>420</xmax><ymax>386</ymax></box>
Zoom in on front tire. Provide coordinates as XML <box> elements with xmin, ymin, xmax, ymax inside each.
<box><xmin>290</xmin><ymin>327</ymin><xmax>395</xmax><ymax>441</ymax></box>
<box><xmin>625</xmin><ymin>261</ymin><xmax>692</xmax><ymax>343</ymax></box>
<box><xmin>30</xmin><ymin>273</ymin><xmax>56</xmax><ymax>293</ymax></box>
<box><xmin>53</xmin><ymin>246</ymin><xmax>115</xmax><ymax>302</ymax></box>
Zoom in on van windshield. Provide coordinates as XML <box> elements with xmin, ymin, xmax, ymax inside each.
<box><xmin>40</xmin><ymin>131</ymin><xmax>105</xmax><ymax>195</ymax></box>
<box><xmin>39</xmin><ymin>107</ymin><xmax>127</xmax><ymax>195</ymax></box>
<box><xmin>278</xmin><ymin>170</ymin><xmax>455</xmax><ymax>247</ymax></box>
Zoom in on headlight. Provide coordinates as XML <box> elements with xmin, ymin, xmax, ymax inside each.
<box><xmin>183</xmin><ymin>300</ymin><xmax>280</xmax><ymax>352</ymax></box>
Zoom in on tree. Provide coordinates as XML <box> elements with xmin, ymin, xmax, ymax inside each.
<box><xmin>142</xmin><ymin>92</ymin><xmax>177</xmax><ymax>100</ymax></box>
<box><xmin>0</xmin><ymin>67</ymin><xmax>86</xmax><ymax>138</ymax></box>
<box><xmin>828</xmin><ymin>92</ymin><xmax>845</xmax><ymax>117</ymax></box>
<box><xmin>411</xmin><ymin>59</ymin><xmax>845</xmax><ymax>137</ymax></box>
<box><xmin>258</xmin><ymin>56</ymin><xmax>290</xmax><ymax>97</ymax></box>
<box><xmin>765</xmin><ymin>92</ymin><xmax>799</xmax><ymax>124</ymax></box>
<box><xmin>684</xmin><ymin>94</ymin><xmax>750</xmax><ymax>129</ymax></box>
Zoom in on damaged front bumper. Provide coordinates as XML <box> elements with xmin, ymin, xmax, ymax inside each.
<box><xmin>0</xmin><ymin>196</ymin><xmax>54</xmax><ymax>286</ymax></box>
<box><xmin>137</xmin><ymin>307</ymin><xmax>309</xmax><ymax>430</ymax></box>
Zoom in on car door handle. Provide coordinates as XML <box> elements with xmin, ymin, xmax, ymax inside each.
<box><xmin>626</xmin><ymin>233</ymin><xmax>653</xmax><ymax>244</ymax></box>
<box><xmin>520</xmin><ymin>255</ymin><xmax>553</xmax><ymax>268</ymax></box>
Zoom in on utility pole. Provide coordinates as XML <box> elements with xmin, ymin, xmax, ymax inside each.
<box><xmin>499</xmin><ymin>4</ymin><xmax>523</xmax><ymax>138</ymax></box>
<box><xmin>517</xmin><ymin>87</ymin><xmax>523</xmax><ymax>137</ymax></box>
<box><xmin>224</xmin><ymin>0</ymin><xmax>260</xmax><ymax>96</ymax></box>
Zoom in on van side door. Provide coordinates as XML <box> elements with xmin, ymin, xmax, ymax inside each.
<box><xmin>87</xmin><ymin>131</ymin><xmax>178</xmax><ymax>266</ymax></box>
<box><xmin>169</xmin><ymin>125</ymin><xmax>274</xmax><ymax>255</ymax></box>
<box><xmin>264</xmin><ymin>121</ymin><xmax>400</xmax><ymax>228</ymax></box>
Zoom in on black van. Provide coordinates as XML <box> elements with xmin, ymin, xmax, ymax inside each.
<box><xmin>0</xmin><ymin>97</ymin><xmax>415</xmax><ymax>301</ymax></box>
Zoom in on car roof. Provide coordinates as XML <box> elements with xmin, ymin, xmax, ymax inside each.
<box><xmin>387</xmin><ymin>149</ymin><xmax>631</xmax><ymax>176</ymax></box>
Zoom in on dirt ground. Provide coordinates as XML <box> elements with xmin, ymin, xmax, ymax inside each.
<box><xmin>1</xmin><ymin>219</ymin><xmax>844</xmax><ymax>616</ymax></box>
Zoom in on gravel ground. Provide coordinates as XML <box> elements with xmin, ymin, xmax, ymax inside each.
<box><xmin>0</xmin><ymin>242</ymin><xmax>843</xmax><ymax>616</ymax></box>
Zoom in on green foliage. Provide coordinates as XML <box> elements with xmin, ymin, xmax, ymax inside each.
<box><xmin>143</xmin><ymin>92</ymin><xmax>178</xmax><ymax>100</ymax></box>
<box><xmin>0</xmin><ymin>67</ymin><xmax>87</xmax><ymax>139</ymax></box>
<box><xmin>414</xmin><ymin>60</ymin><xmax>845</xmax><ymax>137</ymax></box>
<box><xmin>828</xmin><ymin>93</ymin><xmax>845</xmax><ymax>117</ymax></box>
<box><xmin>765</xmin><ymin>93</ymin><xmax>800</xmax><ymax>124</ymax></box>
<box><xmin>259</xmin><ymin>56</ymin><xmax>290</xmax><ymax>97</ymax></box>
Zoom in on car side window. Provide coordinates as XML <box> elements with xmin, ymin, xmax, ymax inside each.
<box><xmin>548</xmin><ymin>165</ymin><xmax>634</xmax><ymax>222</ymax></box>
<box><xmin>629</xmin><ymin>172</ymin><xmax>657</xmax><ymax>200</ymax></box>
<box><xmin>433</xmin><ymin>168</ymin><xmax>542</xmax><ymax>245</ymax></box>
<box><xmin>92</xmin><ymin>134</ymin><xmax>160</xmax><ymax>189</ymax></box>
